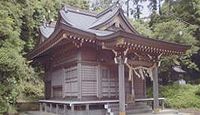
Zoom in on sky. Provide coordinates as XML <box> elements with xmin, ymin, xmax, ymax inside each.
<box><xmin>122</xmin><ymin>0</ymin><xmax>151</xmax><ymax>18</ymax></box>
<box><xmin>90</xmin><ymin>0</ymin><xmax>152</xmax><ymax>18</ymax></box>
<box><xmin>139</xmin><ymin>1</ymin><xmax>151</xmax><ymax>18</ymax></box>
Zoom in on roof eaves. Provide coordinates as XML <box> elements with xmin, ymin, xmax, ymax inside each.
<box><xmin>96</xmin><ymin>30</ymin><xmax>190</xmax><ymax>51</ymax></box>
<box><xmin>59</xmin><ymin>10</ymin><xmax>74</xmax><ymax>26</ymax></box>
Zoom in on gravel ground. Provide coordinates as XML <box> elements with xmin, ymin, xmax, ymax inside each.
<box><xmin>20</xmin><ymin>109</ymin><xmax>195</xmax><ymax>115</ymax></box>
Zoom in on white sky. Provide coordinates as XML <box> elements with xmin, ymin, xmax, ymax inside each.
<box><xmin>140</xmin><ymin>1</ymin><xmax>151</xmax><ymax>18</ymax></box>
<box><xmin>89</xmin><ymin>0</ymin><xmax>152</xmax><ymax>18</ymax></box>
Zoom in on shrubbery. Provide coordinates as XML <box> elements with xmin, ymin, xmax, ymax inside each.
<box><xmin>147</xmin><ymin>84</ymin><xmax>200</xmax><ymax>109</ymax></box>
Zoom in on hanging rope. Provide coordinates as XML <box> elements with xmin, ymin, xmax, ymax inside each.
<box><xmin>126</xmin><ymin>62</ymin><xmax>157</xmax><ymax>81</ymax></box>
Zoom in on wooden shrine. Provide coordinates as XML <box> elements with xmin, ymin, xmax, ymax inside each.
<box><xmin>28</xmin><ymin>3</ymin><xmax>190</xmax><ymax>115</ymax></box>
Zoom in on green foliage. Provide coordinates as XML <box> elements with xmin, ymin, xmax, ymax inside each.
<box><xmin>148</xmin><ymin>84</ymin><xmax>200</xmax><ymax>109</ymax></box>
<box><xmin>18</xmin><ymin>81</ymin><xmax>44</xmax><ymax>101</ymax></box>
<box><xmin>152</xmin><ymin>20</ymin><xmax>199</xmax><ymax>73</ymax></box>
<box><xmin>130</xmin><ymin>19</ymin><xmax>153</xmax><ymax>37</ymax></box>
<box><xmin>195</xmin><ymin>87</ymin><xmax>200</xmax><ymax>96</ymax></box>
<box><xmin>0</xmin><ymin>47</ymin><xmax>34</xmax><ymax>113</ymax></box>
<box><xmin>91</xmin><ymin>0</ymin><xmax>113</xmax><ymax>12</ymax></box>
<box><xmin>153</xmin><ymin>20</ymin><xmax>197</xmax><ymax>45</ymax></box>
<box><xmin>133</xmin><ymin>18</ymin><xmax>199</xmax><ymax>73</ymax></box>
<box><xmin>162</xmin><ymin>84</ymin><xmax>200</xmax><ymax>108</ymax></box>
<box><xmin>0</xmin><ymin>0</ymin><xmax>89</xmax><ymax>114</ymax></box>
<box><xmin>0</xmin><ymin>0</ymin><xmax>41</xmax><ymax>114</ymax></box>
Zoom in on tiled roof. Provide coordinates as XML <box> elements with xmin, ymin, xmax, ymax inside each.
<box><xmin>39</xmin><ymin>4</ymin><xmax>128</xmax><ymax>38</ymax></box>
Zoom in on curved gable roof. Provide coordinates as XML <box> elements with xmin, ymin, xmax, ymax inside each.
<box><xmin>39</xmin><ymin>3</ymin><xmax>139</xmax><ymax>40</ymax></box>
<box><xmin>29</xmin><ymin>3</ymin><xmax>190</xmax><ymax>59</ymax></box>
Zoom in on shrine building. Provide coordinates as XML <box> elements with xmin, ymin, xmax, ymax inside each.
<box><xmin>28</xmin><ymin>3</ymin><xmax>190</xmax><ymax>115</ymax></box>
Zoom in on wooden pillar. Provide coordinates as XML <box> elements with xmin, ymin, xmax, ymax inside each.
<box><xmin>56</xmin><ymin>104</ymin><xmax>59</xmax><ymax>114</ymax></box>
<box><xmin>71</xmin><ymin>105</ymin><xmax>74</xmax><ymax>111</ymax></box>
<box><xmin>77</xmin><ymin>50</ymin><xmax>82</xmax><ymax>100</ymax></box>
<box><xmin>86</xmin><ymin>104</ymin><xmax>89</xmax><ymax>110</ymax></box>
<box><xmin>77</xmin><ymin>62</ymin><xmax>82</xmax><ymax>100</ymax></box>
<box><xmin>86</xmin><ymin>104</ymin><xmax>90</xmax><ymax>115</ymax></box>
<box><xmin>118</xmin><ymin>57</ymin><xmax>126</xmax><ymax>115</ymax></box>
<box><xmin>44</xmin><ymin>103</ymin><xmax>47</xmax><ymax>112</ymax></box>
<box><xmin>63</xmin><ymin>104</ymin><xmax>67</xmax><ymax>115</ymax></box>
<box><xmin>153</xmin><ymin>65</ymin><xmax>159</xmax><ymax>112</ymax></box>
<box><xmin>63</xmin><ymin>68</ymin><xmax>66</xmax><ymax>98</ymax></box>
<box><xmin>40</xmin><ymin>103</ymin><xmax>43</xmax><ymax>112</ymax></box>
<box><xmin>49</xmin><ymin>103</ymin><xmax>52</xmax><ymax>112</ymax></box>
<box><xmin>97</xmin><ymin>64</ymin><xmax>102</xmax><ymax>98</ymax></box>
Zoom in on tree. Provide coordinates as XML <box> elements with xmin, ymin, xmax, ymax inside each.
<box><xmin>0</xmin><ymin>0</ymin><xmax>90</xmax><ymax>113</ymax></box>
<box><xmin>91</xmin><ymin>0</ymin><xmax>113</xmax><ymax>12</ymax></box>
<box><xmin>0</xmin><ymin>1</ymin><xmax>38</xmax><ymax>113</ymax></box>
<box><xmin>125</xmin><ymin>0</ymin><xmax>146</xmax><ymax>19</ymax></box>
<box><xmin>152</xmin><ymin>20</ymin><xmax>198</xmax><ymax>83</ymax></box>
<box><xmin>130</xmin><ymin>19</ymin><xmax>153</xmax><ymax>37</ymax></box>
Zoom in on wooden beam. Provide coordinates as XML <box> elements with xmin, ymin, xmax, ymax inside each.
<box><xmin>77</xmin><ymin>50</ymin><xmax>82</xmax><ymax>100</ymax></box>
<box><xmin>62</xmin><ymin>68</ymin><xmax>65</xmax><ymax>98</ymax></box>
<box><xmin>44</xmin><ymin>103</ymin><xmax>47</xmax><ymax>112</ymax></box>
<box><xmin>49</xmin><ymin>103</ymin><xmax>52</xmax><ymax>112</ymax></box>
<box><xmin>97</xmin><ymin>64</ymin><xmax>102</xmax><ymax>98</ymax></box>
<box><xmin>127</xmin><ymin>60</ymin><xmax>153</xmax><ymax>67</ymax></box>
<box><xmin>71</xmin><ymin>105</ymin><xmax>74</xmax><ymax>111</ymax></box>
<box><xmin>153</xmin><ymin>65</ymin><xmax>159</xmax><ymax>112</ymax></box>
<box><xmin>63</xmin><ymin>104</ymin><xmax>67</xmax><ymax>114</ymax></box>
<box><xmin>56</xmin><ymin>104</ymin><xmax>59</xmax><ymax>114</ymax></box>
<box><xmin>86</xmin><ymin>104</ymin><xmax>90</xmax><ymax>110</ymax></box>
<box><xmin>118</xmin><ymin>57</ymin><xmax>126</xmax><ymax>115</ymax></box>
<box><xmin>40</xmin><ymin>103</ymin><xmax>43</xmax><ymax>112</ymax></box>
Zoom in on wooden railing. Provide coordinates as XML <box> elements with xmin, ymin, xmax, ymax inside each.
<box><xmin>39</xmin><ymin>100</ymin><xmax>119</xmax><ymax>114</ymax></box>
<box><xmin>135</xmin><ymin>98</ymin><xmax>165</xmax><ymax>110</ymax></box>
<box><xmin>39</xmin><ymin>98</ymin><xmax>165</xmax><ymax>114</ymax></box>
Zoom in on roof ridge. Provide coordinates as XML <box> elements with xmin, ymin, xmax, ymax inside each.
<box><xmin>89</xmin><ymin>8</ymin><xmax>120</xmax><ymax>28</ymax></box>
<box><xmin>62</xmin><ymin>5</ymin><xmax>97</xmax><ymax>17</ymax></box>
<box><xmin>96</xmin><ymin>3</ymin><xmax>120</xmax><ymax>18</ymax></box>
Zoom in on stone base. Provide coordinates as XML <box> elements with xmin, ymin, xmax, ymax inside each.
<box><xmin>119</xmin><ymin>111</ymin><xmax>126</xmax><ymax>115</ymax></box>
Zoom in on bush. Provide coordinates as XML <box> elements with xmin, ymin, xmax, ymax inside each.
<box><xmin>17</xmin><ymin>81</ymin><xmax>44</xmax><ymax>101</ymax></box>
<box><xmin>147</xmin><ymin>84</ymin><xmax>200</xmax><ymax>109</ymax></box>
<box><xmin>195</xmin><ymin>86</ymin><xmax>200</xmax><ymax>96</ymax></box>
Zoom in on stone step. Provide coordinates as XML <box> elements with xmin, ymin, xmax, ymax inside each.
<box><xmin>105</xmin><ymin>103</ymin><xmax>119</xmax><ymax>109</ymax></box>
<box><xmin>127</xmin><ymin>108</ymin><xmax>152</xmax><ymax>114</ymax></box>
<box><xmin>126</xmin><ymin>104</ymin><xmax>152</xmax><ymax>110</ymax></box>
<box><xmin>108</xmin><ymin>109</ymin><xmax>152</xmax><ymax>115</ymax></box>
<box><xmin>106</xmin><ymin>102</ymin><xmax>153</xmax><ymax>115</ymax></box>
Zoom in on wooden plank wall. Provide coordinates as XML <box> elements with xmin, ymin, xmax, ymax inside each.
<box><xmin>101</xmin><ymin>67</ymin><xmax>118</xmax><ymax>98</ymax></box>
<box><xmin>51</xmin><ymin>69</ymin><xmax>64</xmax><ymax>98</ymax></box>
<box><xmin>81</xmin><ymin>65</ymin><xmax>97</xmax><ymax>96</ymax></box>
<box><xmin>47</xmin><ymin>44</ymin><xmax>146</xmax><ymax>100</ymax></box>
<box><xmin>133</xmin><ymin>76</ymin><xmax>145</xmax><ymax>98</ymax></box>
<box><xmin>64</xmin><ymin>66</ymin><xmax>78</xmax><ymax>97</ymax></box>
<box><xmin>51</xmin><ymin>69</ymin><xmax>64</xmax><ymax>86</ymax></box>
<box><xmin>52</xmin><ymin>44</ymin><xmax>78</xmax><ymax>68</ymax></box>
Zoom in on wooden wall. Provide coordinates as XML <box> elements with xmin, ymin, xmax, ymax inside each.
<box><xmin>133</xmin><ymin>76</ymin><xmax>146</xmax><ymax>98</ymax></box>
<box><xmin>51</xmin><ymin>44</ymin><xmax>78</xmax><ymax>69</ymax></box>
<box><xmin>64</xmin><ymin>66</ymin><xmax>78</xmax><ymax>97</ymax></box>
<box><xmin>81</xmin><ymin>65</ymin><xmax>97</xmax><ymax>96</ymax></box>
<box><xmin>44</xmin><ymin>44</ymin><xmax>146</xmax><ymax>100</ymax></box>
<box><xmin>101</xmin><ymin>67</ymin><xmax>118</xmax><ymax>98</ymax></box>
<box><xmin>51</xmin><ymin>69</ymin><xmax>64</xmax><ymax>98</ymax></box>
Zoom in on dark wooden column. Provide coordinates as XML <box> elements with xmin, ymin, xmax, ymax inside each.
<box><xmin>153</xmin><ymin>63</ymin><xmax>159</xmax><ymax>112</ymax></box>
<box><xmin>117</xmin><ymin>56</ymin><xmax>126</xmax><ymax>115</ymax></box>
<box><xmin>77</xmin><ymin>49</ymin><xmax>82</xmax><ymax>100</ymax></box>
